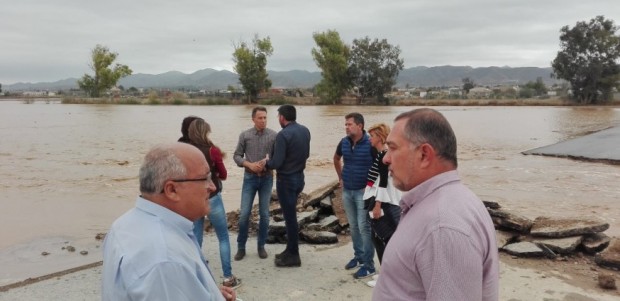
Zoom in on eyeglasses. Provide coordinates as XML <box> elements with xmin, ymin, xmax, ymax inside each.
<box><xmin>171</xmin><ymin>177</ymin><xmax>210</xmax><ymax>183</ymax></box>
<box><xmin>160</xmin><ymin>176</ymin><xmax>213</xmax><ymax>193</ymax></box>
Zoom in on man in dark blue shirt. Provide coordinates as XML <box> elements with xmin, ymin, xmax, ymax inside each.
<box><xmin>266</xmin><ymin>104</ymin><xmax>311</xmax><ymax>267</ymax></box>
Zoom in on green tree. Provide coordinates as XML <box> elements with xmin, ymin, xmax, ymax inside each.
<box><xmin>311</xmin><ymin>30</ymin><xmax>351</xmax><ymax>104</ymax></box>
<box><xmin>232</xmin><ymin>35</ymin><xmax>273</xmax><ymax>103</ymax></box>
<box><xmin>77</xmin><ymin>45</ymin><xmax>132</xmax><ymax>97</ymax></box>
<box><xmin>349</xmin><ymin>37</ymin><xmax>404</xmax><ymax>104</ymax></box>
<box><xmin>552</xmin><ymin>16</ymin><xmax>620</xmax><ymax>104</ymax></box>
<box><xmin>462</xmin><ymin>77</ymin><xmax>475</xmax><ymax>94</ymax></box>
<box><xmin>524</xmin><ymin>77</ymin><xmax>548</xmax><ymax>96</ymax></box>
<box><xmin>0</xmin><ymin>83</ymin><xmax>2</xmax><ymax>94</ymax></box>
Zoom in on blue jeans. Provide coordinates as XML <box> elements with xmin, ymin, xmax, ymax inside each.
<box><xmin>193</xmin><ymin>192</ymin><xmax>232</xmax><ymax>277</ymax></box>
<box><xmin>342</xmin><ymin>188</ymin><xmax>375</xmax><ymax>269</ymax></box>
<box><xmin>276</xmin><ymin>172</ymin><xmax>305</xmax><ymax>255</ymax></box>
<box><xmin>237</xmin><ymin>172</ymin><xmax>273</xmax><ymax>250</ymax></box>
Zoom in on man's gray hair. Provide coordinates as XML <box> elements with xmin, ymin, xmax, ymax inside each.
<box><xmin>394</xmin><ymin>108</ymin><xmax>458</xmax><ymax>167</ymax></box>
<box><xmin>139</xmin><ymin>144</ymin><xmax>187</xmax><ymax>194</ymax></box>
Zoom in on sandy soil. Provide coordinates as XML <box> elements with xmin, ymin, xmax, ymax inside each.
<box><xmin>1</xmin><ymin>232</ymin><xmax>618</xmax><ymax>301</ymax></box>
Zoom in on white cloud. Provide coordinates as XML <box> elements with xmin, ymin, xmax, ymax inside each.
<box><xmin>0</xmin><ymin>0</ymin><xmax>618</xmax><ymax>84</ymax></box>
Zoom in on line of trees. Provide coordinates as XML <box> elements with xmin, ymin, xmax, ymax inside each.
<box><xmin>311</xmin><ymin>30</ymin><xmax>404</xmax><ymax>104</ymax></box>
<box><xmin>231</xmin><ymin>30</ymin><xmax>403</xmax><ymax>105</ymax></box>
<box><xmin>75</xmin><ymin>15</ymin><xmax>619</xmax><ymax>105</ymax></box>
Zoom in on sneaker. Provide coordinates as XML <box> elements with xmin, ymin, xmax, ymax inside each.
<box><xmin>222</xmin><ymin>276</ymin><xmax>242</xmax><ymax>289</ymax></box>
<box><xmin>234</xmin><ymin>249</ymin><xmax>245</xmax><ymax>261</ymax></box>
<box><xmin>353</xmin><ymin>266</ymin><xmax>376</xmax><ymax>279</ymax></box>
<box><xmin>345</xmin><ymin>258</ymin><xmax>359</xmax><ymax>270</ymax></box>
<box><xmin>366</xmin><ymin>280</ymin><xmax>376</xmax><ymax>287</ymax></box>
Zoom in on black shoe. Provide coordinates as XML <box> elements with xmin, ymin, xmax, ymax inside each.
<box><xmin>258</xmin><ymin>247</ymin><xmax>268</xmax><ymax>259</ymax></box>
<box><xmin>274</xmin><ymin>252</ymin><xmax>301</xmax><ymax>267</ymax></box>
<box><xmin>275</xmin><ymin>249</ymin><xmax>289</xmax><ymax>260</ymax></box>
<box><xmin>234</xmin><ymin>249</ymin><xmax>246</xmax><ymax>261</ymax></box>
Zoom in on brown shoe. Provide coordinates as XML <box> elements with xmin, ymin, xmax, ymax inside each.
<box><xmin>258</xmin><ymin>247</ymin><xmax>268</xmax><ymax>259</ymax></box>
<box><xmin>222</xmin><ymin>275</ymin><xmax>242</xmax><ymax>289</ymax></box>
<box><xmin>234</xmin><ymin>249</ymin><xmax>245</xmax><ymax>261</ymax></box>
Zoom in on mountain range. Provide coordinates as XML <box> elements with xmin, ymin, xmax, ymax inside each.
<box><xmin>4</xmin><ymin>66</ymin><xmax>559</xmax><ymax>92</ymax></box>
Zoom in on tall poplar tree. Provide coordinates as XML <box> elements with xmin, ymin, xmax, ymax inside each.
<box><xmin>311</xmin><ymin>30</ymin><xmax>351</xmax><ymax>104</ymax></box>
<box><xmin>232</xmin><ymin>35</ymin><xmax>273</xmax><ymax>103</ymax></box>
<box><xmin>77</xmin><ymin>45</ymin><xmax>132</xmax><ymax>97</ymax></box>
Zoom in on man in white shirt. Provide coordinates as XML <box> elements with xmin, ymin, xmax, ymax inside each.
<box><xmin>102</xmin><ymin>142</ymin><xmax>236</xmax><ymax>301</ymax></box>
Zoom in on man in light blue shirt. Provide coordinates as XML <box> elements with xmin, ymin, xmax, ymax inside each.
<box><xmin>102</xmin><ymin>143</ymin><xmax>237</xmax><ymax>301</ymax></box>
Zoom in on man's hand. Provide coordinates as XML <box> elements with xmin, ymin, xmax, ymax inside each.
<box><xmin>220</xmin><ymin>285</ymin><xmax>236</xmax><ymax>301</ymax></box>
<box><xmin>371</xmin><ymin>202</ymin><xmax>383</xmax><ymax>219</ymax></box>
<box><xmin>247</xmin><ymin>161</ymin><xmax>263</xmax><ymax>174</ymax></box>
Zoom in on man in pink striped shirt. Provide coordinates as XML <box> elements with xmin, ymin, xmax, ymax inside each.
<box><xmin>372</xmin><ymin>108</ymin><xmax>499</xmax><ymax>301</ymax></box>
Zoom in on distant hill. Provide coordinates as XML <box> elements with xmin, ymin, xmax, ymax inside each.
<box><xmin>397</xmin><ymin>66</ymin><xmax>557</xmax><ymax>87</ymax></box>
<box><xmin>4</xmin><ymin>66</ymin><xmax>558</xmax><ymax>92</ymax></box>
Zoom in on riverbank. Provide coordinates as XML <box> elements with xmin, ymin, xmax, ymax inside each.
<box><xmin>6</xmin><ymin>95</ymin><xmax>620</xmax><ymax>107</ymax></box>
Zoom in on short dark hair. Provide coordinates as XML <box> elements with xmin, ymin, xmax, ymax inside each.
<box><xmin>252</xmin><ymin>106</ymin><xmax>267</xmax><ymax>118</ymax></box>
<box><xmin>345</xmin><ymin>112</ymin><xmax>365</xmax><ymax>129</ymax></box>
<box><xmin>278</xmin><ymin>105</ymin><xmax>296</xmax><ymax>121</ymax></box>
<box><xmin>181</xmin><ymin>116</ymin><xmax>202</xmax><ymax>139</ymax></box>
<box><xmin>395</xmin><ymin>108</ymin><xmax>458</xmax><ymax>167</ymax></box>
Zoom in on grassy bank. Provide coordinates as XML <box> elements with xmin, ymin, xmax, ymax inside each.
<box><xmin>58</xmin><ymin>95</ymin><xmax>620</xmax><ymax>106</ymax></box>
<box><xmin>60</xmin><ymin>95</ymin><xmax>296</xmax><ymax>106</ymax></box>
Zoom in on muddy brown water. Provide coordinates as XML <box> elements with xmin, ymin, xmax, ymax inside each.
<box><xmin>1</xmin><ymin>99</ymin><xmax>619</xmax><ymax>284</ymax></box>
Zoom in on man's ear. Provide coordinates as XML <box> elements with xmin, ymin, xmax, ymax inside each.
<box><xmin>162</xmin><ymin>181</ymin><xmax>182</xmax><ymax>203</ymax></box>
<box><xmin>418</xmin><ymin>143</ymin><xmax>435</xmax><ymax>168</ymax></box>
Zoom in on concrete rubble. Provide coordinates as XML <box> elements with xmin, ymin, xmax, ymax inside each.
<box><xmin>221</xmin><ymin>181</ymin><xmax>619</xmax><ymax>274</ymax></box>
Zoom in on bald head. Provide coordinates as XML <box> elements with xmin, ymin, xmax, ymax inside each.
<box><xmin>138</xmin><ymin>143</ymin><xmax>215</xmax><ymax>220</ymax></box>
<box><xmin>139</xmin><ymin>143</ymin><xmax>203</xmax><ymax>194</ymax></box>
<box><xmin>384</xmin><ymin>108</ymin><xmax>458</xmax><ymax>191</ymax></box>
<box><xmin>394</xmin><ymin>108</ymin><xmax>457</xmax><ymax>168</ymax></box>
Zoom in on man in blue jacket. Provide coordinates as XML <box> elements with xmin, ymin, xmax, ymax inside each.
<box><xmin>334</xmin><ymin>112</ymin><xmax>376</xmax><ymax>279</ymax></box>
<box><xmin>266</xmin><ymin>104</ymin><xmax>311</xmax><ymax>267</ymax></box>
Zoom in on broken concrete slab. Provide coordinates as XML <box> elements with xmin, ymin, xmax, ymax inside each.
<box><xmin>523</xmin><ymin>125</ymin><xmax>620</xmax><ymax>163</ymax></box>
<box><xmin>502</xmin><ymin>241</ymin><xmax>546</xmax><ymax>258</ymax></box>
<box><xmin>531</xmin><ymin>236</ymin><xmax>584</xmax><ymax>255</ymax></box>
<box><xmin>489</xmin><ymin>208</ymin><xmax>533</xmax><ymax>233</ymax></box>
<box><xmin>297</xmin><ymin>210</ymin><xmax>319</xmax><ymax>228</ymax></box>
<box><xmin>483</xmin><ymin>200</ymin><xmax>501</xmax><ymax>209</ymax></box>
<box><xmin>530</xmin><ymin>216</ymin><xmax>609</xmax><ymax>238</ymax></box>
<box><xmin>595</xmin><ymin>238</ymin><xmax>620</xmax><ymax>270</ymax></box>
<box><xmin>582</xmin><ymin>233</ymin><xmax>612</xmax><ymax>254</ymax></box>
<box><xmin>496</xmin><ymin>230</ymin><xmax>517</xmax><ymax>249</ymax></box>
<box><xmin>299</xmin><ymin>230</ymin><xmax>338</xmax><ymax>244</ymax></box>
<box><xmin>305</xmin><ymin>215</ymin><xmax>341</xmax><ymax>233</ymax></box>
<box><xmin>302</xmin><ymin>180</ymin><xmax>339</xmax><ymax>208</ymax></box>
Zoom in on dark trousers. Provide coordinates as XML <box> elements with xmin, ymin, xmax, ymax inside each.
<box><xmin>276</xmin><ymin>172</ymin><xmax>305</xmax><ymax>255</ymax></box>
<box><xmin>370</xmin><ymin>202</ymin><xmax>401</xmax><ymax>264</ymax></box>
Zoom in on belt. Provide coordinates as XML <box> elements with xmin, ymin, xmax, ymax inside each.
<box><xmin>244</xmin><ymin>169</ymin><xmax>273</xmax><ymax>177</ymax></box>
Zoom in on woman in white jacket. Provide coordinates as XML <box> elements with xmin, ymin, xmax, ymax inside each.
<box><xmin>363</xmin><ymin>123</ymin><xmax>402</xmax><ymax>287</ymax></box>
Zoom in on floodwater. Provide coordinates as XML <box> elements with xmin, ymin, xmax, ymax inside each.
<box><xmin>1</xmin><ymin>99</ymin><xmax>619</xmax><ymax>285</ymax></box>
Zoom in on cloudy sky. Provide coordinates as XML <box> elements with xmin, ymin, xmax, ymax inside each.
<box><xmin>1</xmin><ymin>0</ymin><xmax>619</xmax><ymax>84</ymax></box>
